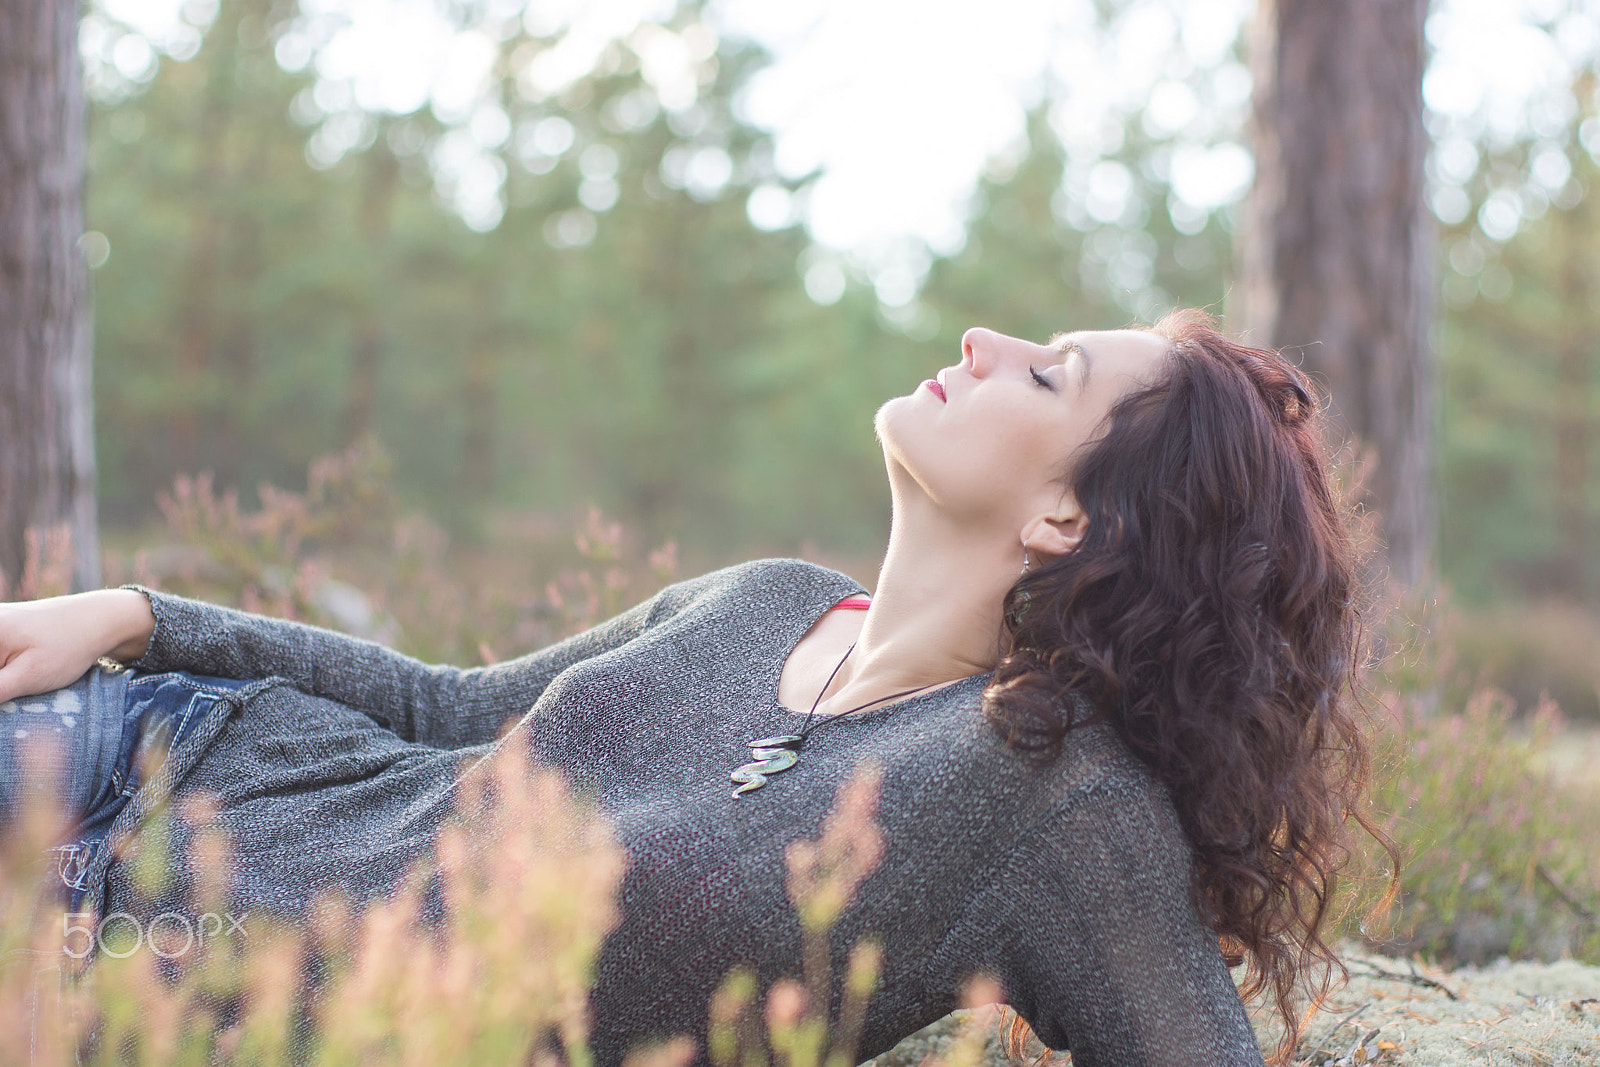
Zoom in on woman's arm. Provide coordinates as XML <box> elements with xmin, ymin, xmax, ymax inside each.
<box><xmin>977</xmin><ymin>776</ymin><xmax>1267</xmax><ymax>1066</ymax></box>
<box><xmin>0</xmin><ymin>589</ymin><xmax>156</xmax><ymax>704</ymax></box>
<box><xmin>123</xmin><ymin>579</ymin><xmax>697</xmax><ymax>749</ymax></box>
<box><xmin>2</xmin><ymin>559</ymin><xmax>801</xmax><ymax>749</ymax></box>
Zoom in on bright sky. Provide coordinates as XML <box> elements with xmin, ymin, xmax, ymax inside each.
<box><xmin>89</xmin><ymin>0</ymin><xmax>1600</xmax><ymax>292</ymax></box>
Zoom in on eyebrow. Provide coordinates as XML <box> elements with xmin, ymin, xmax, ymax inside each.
<box><xmin>1048</xmin><ymin>334</ymin><xmax>1092</xmax><ymax>390</ymax></box>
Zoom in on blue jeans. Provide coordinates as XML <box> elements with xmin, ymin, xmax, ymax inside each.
<box><xmin>0</xmin><ymin>666</ymin><xmax>248</xmax><ymax>910</ymax></box>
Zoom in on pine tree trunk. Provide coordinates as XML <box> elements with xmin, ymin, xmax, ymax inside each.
<box><xmin>1236</xmin><ymin>0</ymin><xmax>1434</xmax><ymax>587</ymax></box>
<box><xmin>0</xmin><ymin>0</ymin><xmax>99</xmax><ymax>592</ymax></box>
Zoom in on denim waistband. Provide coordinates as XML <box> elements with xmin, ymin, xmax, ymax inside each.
<box><xmin>0</xmin><ymin>666</ymin><xmax>131</xmax><ymax>837</ymax></box>
<box><xmin>65</xmin><ymin>671</ymin><xmax>249</xmax><ymax>910</ymax></box>
<box><xmin>0</xmin><ymin>668</ymin><xmax>250</xmax><ymax>911</ymax></box>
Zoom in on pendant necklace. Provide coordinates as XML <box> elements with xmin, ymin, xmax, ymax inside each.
<box><xmin>731</xmin><ymin>642</ymin><xmax>939</xmax><ymax>798</ymax></box>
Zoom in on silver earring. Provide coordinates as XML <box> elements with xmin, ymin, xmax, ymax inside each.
<box><xmin>1011</xmin><ymin>540</ymin><xmax>1033</xmax><ymax>625</ymax></box>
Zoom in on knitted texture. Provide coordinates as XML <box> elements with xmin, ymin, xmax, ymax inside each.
<box><xmin>97</xmin><ymin>558</ymin><xmax>1264</xmax><ymax>1066</ymax></box>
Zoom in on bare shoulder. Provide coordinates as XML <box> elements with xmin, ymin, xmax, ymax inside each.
<box><xmin>775</xmin><ymin>597</ymin><xmax>868</xmax><ymax>713</ymax></box>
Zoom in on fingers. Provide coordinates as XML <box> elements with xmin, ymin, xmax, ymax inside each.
<box><xmin>0</xmin><ymin>620</ymin><xmax>30</xmax><ymax>705</ymax></box>
<box><xmin>0</xmin><ymin>608</ymin><xmax>93</xmax><ymax>705</ymax></box>
<box><xmin>0</xmin><ymin>592</ymin><xmax>132</xmax><ymax>705</ymax></box>
<box><xmin>0</xmin><ymin>651</ymin><xmax>50</xmax><ymax>706</ymax></box>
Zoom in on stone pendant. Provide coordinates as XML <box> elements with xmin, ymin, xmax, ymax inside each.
<box><xmin>731</xmin><ymin>734</ymin><xmax>803</xmax><ymax>797</ymax></box>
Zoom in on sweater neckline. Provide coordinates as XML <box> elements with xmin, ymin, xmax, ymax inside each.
<box><xmin>761</xmin><ymin>563</ymin><xmax>992</xmax><ymax>724</ymax></box>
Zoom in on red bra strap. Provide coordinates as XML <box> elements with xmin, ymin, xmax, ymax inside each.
<box><xmin>832</xmin><ymin>596</ymin><xmax>872</xmax><ymax>610</ymax></box>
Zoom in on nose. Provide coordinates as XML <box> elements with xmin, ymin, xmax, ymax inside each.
<box><xmin>961</xmin><ymin>327</ymin><xmax>995</xmax><ymax>376</ymax></box>
<box><xmin>961</xmin><ymin>327</ymin><xmax>1021</xmax><ymax>378</ymax></box>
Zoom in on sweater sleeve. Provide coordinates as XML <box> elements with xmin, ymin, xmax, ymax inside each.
<box><xmin>122</xmin><ymin>575</ymin><xmax>707</xmax><ymax>750</ymax></box>
<box><xmin>981</xmin><ymin>776</ymin><xmax>1266</xmax><ymax>1067</ymax></box>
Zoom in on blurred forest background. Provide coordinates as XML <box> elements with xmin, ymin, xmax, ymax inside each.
<box><xmin>62</xmin><ymin>0</ymin><xmax>1600</xmax><ymax>718</ymax></box>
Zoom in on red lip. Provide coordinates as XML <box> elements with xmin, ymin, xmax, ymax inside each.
<box><xmin>923</xmin><ymin>379</ymin><xmax>946</xmax><ymax>402</ymax></box>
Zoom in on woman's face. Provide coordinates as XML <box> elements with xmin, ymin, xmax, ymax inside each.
<box><xmin>876</xmin><ymin>326</ymin><xmax>1169</xmax><ymax>537</ymax></box>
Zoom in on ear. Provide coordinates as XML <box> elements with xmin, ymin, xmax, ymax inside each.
<box><xmin>1020</xmin><ymin>491</ymin><xmax>1086</xmax><ymax>560</ymax></box>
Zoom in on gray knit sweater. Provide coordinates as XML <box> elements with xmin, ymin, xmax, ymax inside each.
<box><xmin>94</xmin><ymin>558</ymin><xmax>1263</xmax><ymax>1065</ymax></box>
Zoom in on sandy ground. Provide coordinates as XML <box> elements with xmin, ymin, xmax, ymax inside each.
<box><xmin>870</xmin><ymin>947</ymin><xmax>1600</xmax><ymax>1066</ymax></box>
<box><xmin>1282</xmin><ymin>948</ymin><xmax>1600</xmax><ymax>1065</ymax></box>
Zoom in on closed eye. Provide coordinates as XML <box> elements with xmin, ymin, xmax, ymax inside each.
<box><xmin>1029</xmin><ymin>365</ymin><xmax>1057</xmax><ymax>391</ymax></box>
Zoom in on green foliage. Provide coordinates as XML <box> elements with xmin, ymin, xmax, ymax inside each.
<box><xmin>1434</xmin><ymin>79</ymin><xmax>1600</xmax><ymax>605</ymax></box>
<box><xmin>82</xmin><ymin>0</ymin><xmax>1245</xmax><ymax>564</ymax></box>
<box><xmin>85</xmin><ymin>0</ymin><xmax>902</xmax><ymax>558</ymax></box>
<box><xmin>923</xmin><ymin>107</ymin><xmax>1231</xmax><ymax>338</ymax></box>
<box><xmin>89</xmin><ymin>0</ymin><xmax>341</xmax><ymax>514</ymax></box>
<box><xmin>77</xmin><ymin>0</ymin><xmax>1600</xmax><ymax>654</ymax></box>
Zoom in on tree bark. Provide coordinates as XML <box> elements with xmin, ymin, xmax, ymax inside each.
<box><xmin>0</xmin><ymin>0</ymin><xmax>99</xmax><ymax>591</ymax></box>
<box><xmin>1236</xmin><ymin>0</ymin><xmax>1434</xmax><ymax>587</ymax></box>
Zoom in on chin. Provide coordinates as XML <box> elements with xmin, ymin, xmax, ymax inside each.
<box><xmin>872</xmin><ymin>395</ymin><xmax>906</xmax><ymax>448</ymax></box>
<box><xmin>875</xmin><ymin>396</ymin><xmax>930</xmax><ymax>484</ymax></box>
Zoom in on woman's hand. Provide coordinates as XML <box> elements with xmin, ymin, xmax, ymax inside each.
<box><xmin>0</xmin><ymin>589</ymin><xmax>156</xmax><ymax>704</ymax></box>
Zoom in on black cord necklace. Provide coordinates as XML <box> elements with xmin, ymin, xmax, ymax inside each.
<box><xmin>731</xmin><ymin>642</ymin><xmax>939</xmax><ymax>798</ymax></box>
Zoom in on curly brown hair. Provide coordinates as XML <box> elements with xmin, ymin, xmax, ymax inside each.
<box><xmin>984</xmin><ymin>310</ymin><xmax>1400</xmax><ymax>1063</ymax></box>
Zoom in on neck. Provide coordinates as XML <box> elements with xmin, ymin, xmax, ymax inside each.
<box><xmin>823</xmin><ymin>492</ymin><xmax>1016</xmax><ymax>708</ymax></box>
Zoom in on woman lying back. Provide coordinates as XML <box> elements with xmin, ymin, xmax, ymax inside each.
<box><xmin>0</xmin><ymin>311</ymin><xmax>1396</xmax><ymax>1065</ymax></box>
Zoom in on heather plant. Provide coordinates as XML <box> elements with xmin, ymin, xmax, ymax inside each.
<box><xmin>0</xmin><ymin>744</ymin><xmax>625</xmax><ymax>1065</ymax></box>
<box><xmin>1338</xmin><ymin>685</ymin><xmax>1600</xmax><ymax>966</ymax></box>
<box><xmin>297</xmin><ymin>745</ymin><xmax>628</xmax><ymax>1066</ymax></box>
<box><xmin>1328</xmin><ymin>585</ymin><xmax>1600</xmax><ymax>968</ymax></box>
<box><xmin>705</xmin><ymin>764</ymin><xmax>1009</xmax><ymax>1067</ymax></box>
<box><xmin>718</xmin><ymin>763</ymin><xmax>886</xmax><ymax>1067</ymax></box>
<box><xmin>0</xmin><ymin>745</ymin><xmax>919</xmax><ymax>1066</ymax></box>
<box><xmin>104</xmin><ymin>439</ymin><xmax>680</xmax><ymax>665</ymax></box>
